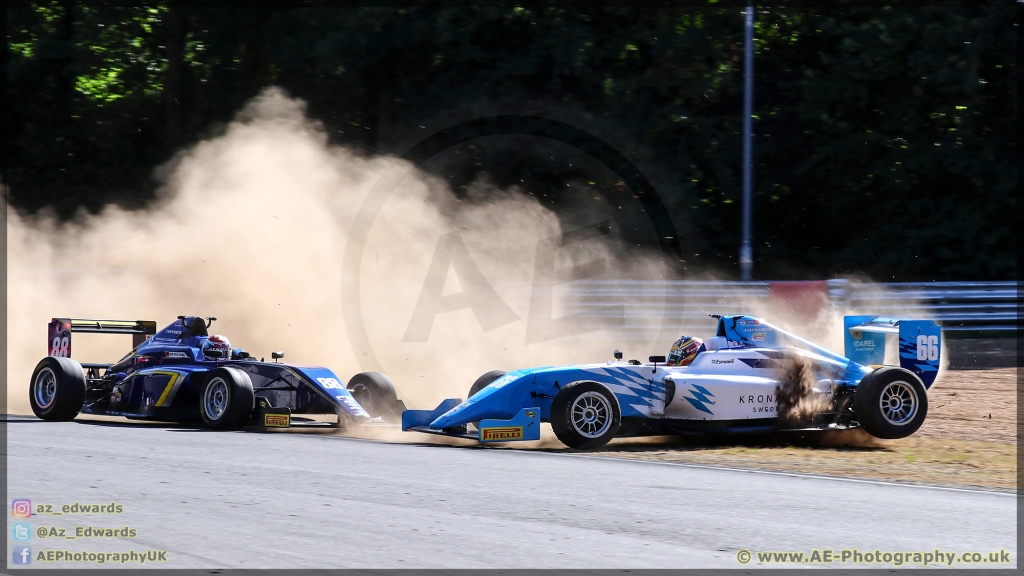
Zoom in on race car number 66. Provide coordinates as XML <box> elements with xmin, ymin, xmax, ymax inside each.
<box><xmin>916</xmin><ymin>335</ymin><xmax>939</xmax><ymax>361</ymax></box>
<box><xmin>51</xmin><ymin>337</ymin><xmax>70</xmax><ymax>357</ymax></box>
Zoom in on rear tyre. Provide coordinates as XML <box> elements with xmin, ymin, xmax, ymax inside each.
<box><xmin>199</xmin><ymin>367</ymin><xmax>254</xmax><ymax>430</ymax></box>
<box><xmin>29</xmin><ymin>357</ymin><xmax>86</xmax><ymax>421</ymax></box>
<box><xmin>550</xmin><ymin>381</ymin><xmax>621</xmax><ymax>450</ymax></box>
<box><xmin>347</xmin><ymin>372</ymin><xmax>398</xmax><ymax>418</ymax></box>
<box><xmin>854</xmin><ymin>367</ymin><xmax>928</xmax><ymax>439</ymax></box>
<box><xmin>468</xmin><ymin>370</ymin><xmax>507</xmax><ymax>399</ymax></box>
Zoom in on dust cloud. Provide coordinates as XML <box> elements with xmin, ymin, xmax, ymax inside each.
<box><xmin>5</xmin><ymin>87</ymin><xmax>666</xmax><ymax>415</ymax></box>
<box><xmin>6</xmin><ymin>87</ymin><xmax>939</xmax><ymax>426</ymax></box>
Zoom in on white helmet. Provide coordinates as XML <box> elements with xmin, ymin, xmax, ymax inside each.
<box><xmin>202</xmin><ymin>334</ymin><xmax>232</xmax><ymax>359</ymax></box>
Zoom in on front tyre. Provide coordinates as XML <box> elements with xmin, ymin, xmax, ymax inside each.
<box><xmin>29</xmin><ymin>357</ymin><xmax>86</xmax><ymax>421</ymax></box>
<box><xmin>199</xmin><ymin>367</ymin><xmax>254</xmax><ymax>430</ymax></box>
<box><xmin>550</xmin><ymin>381</ymin><xmax>621</xmax><ymax>450</ymax></box>
<box><xmin>854</xmin><ymin>367</ymin><xmax>928</xmax><ymax>439</ymax></box>
<box><xmin>468</xmin><ymin>370</ymin><xmax>507</xmax><ymax>399</ymax></box>
<box><xmin>346</xmin><ymin>372</ymin><xmax>398</xmax><ymax>418</ymax></box>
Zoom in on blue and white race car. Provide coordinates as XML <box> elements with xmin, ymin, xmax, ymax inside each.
<box><xmin>402</xmin><ymin>314</ymin><xmax>942</xmax><ymax>449</ymax></box>
<box><xmin>30</xmin><ymin>316</ymin><xmax>404</xmax><ymax>430</ymax></box>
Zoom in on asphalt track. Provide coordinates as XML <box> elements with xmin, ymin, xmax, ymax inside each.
<box><xmin>4</xmin><ymin>416</ymin><xmax>1017</xmax><ymax>569</ymax></box>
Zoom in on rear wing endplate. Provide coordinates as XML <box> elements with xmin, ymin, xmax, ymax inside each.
<box><xmin>844</xmin><ymin>316</ymin><xmax>942</xmax><ymax>388</ymax></box>
<box><xmin>48</xmin><ymin>318</ymin><xmax>157</xmax><ymax>359</ymax></box>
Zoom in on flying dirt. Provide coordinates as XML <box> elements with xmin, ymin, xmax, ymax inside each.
<box><xmin>5</xmin><ymin>87</ymin><xmax>664</xmax><ymax>414</ymax></box>
<box><xmin>5</xmin><ymin>87</ymin><xmax>941</xmax><ymax>423</ymax></box>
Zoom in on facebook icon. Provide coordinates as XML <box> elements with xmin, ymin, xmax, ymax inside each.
<box><xmin>12</xmin><ymin>546</ymin><xmax>32</xmax><ymax>565</ymax></box>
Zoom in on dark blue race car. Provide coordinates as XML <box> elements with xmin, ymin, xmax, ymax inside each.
<box><xmin>30</xmin><ymin>316</ymin><xmax>404</xmax><ymax>430</ymax></box>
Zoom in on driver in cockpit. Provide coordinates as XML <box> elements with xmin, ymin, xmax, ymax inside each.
<box><xmin>201</xmin><ymin>334</ymin><xmax>233</xmax><ymax>359</ymax></box>
<box><xmin>666</xmin><ymin>335</ymin><xmax>704</xmax><ymax>367</ymax></box>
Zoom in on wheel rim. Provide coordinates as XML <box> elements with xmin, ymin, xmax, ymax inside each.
<box><xmin>879</xmin><ymin>380</ymin><xmax>918</xmax><ymax>426</ymax></box>
<box><xmin>204</xmin><ymin>377</ymin><xmax>230</xmax><ymax>420</ymax></box>
<box><xmin>34</xmin><ymin>368</ymin><xmax>57</xmax><ymax>409</ymax></box>
<box><xmin>349</xmin><ymin>383</ymin><xmax>373</xmax><ymax>411</ymax></box>
<box><xmin>571</xmin><ymin>391</ymin><xmax>612</xmax><ymax>438</ymax></box>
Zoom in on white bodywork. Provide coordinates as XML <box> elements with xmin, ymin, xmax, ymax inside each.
<box><xmin>585</xmin><ymin>348</ymin><xmax>833</xmax><ymax>421</ymax></box>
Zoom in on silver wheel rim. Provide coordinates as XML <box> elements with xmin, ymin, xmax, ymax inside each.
<box><xmin>204</xmin><ymin>377</ymin><xmax>230</xmax><ymax>420</ymax></box>
<box><xmin>879</xmin><ymin>380</ymin><xmax>918</xmax><ymax>426</ymax></box>
<box><xmin>571</xmin><ymin>391</ymin><xmax>612</xmax><ymax>438</ymax></box>
<box><xmin>34</xmin><ymin>367</ymin><xmax>57</xmax><ymax>409</ymax></box>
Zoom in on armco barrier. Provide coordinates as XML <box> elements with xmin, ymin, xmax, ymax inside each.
<box><xmin>553</xmin><ymin>279</ymin><xmax>1019</xmax><ymax>339</ymax></box>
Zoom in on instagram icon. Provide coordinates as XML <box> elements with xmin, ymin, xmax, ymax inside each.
<box><xmin>11</xmin><ymin>499</ymin><xmax>32</xmax><ymax>518</ymax></box>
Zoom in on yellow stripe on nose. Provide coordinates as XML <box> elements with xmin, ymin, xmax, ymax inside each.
<box><xmin>154</xmin><ymin>372</ymin><xmax>182</xmax><ymax>407</ymax></box>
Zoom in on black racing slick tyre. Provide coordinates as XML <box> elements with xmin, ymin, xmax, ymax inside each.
<box><xmin>347</xmin><ymin>372</ymin><xmax>398</xmax><ymax>418</ymax></box>
<box><xmin>550</xmin><ymin>381</ymin><xmax>621</xmax><ymax>450</ymax></box>
<box><xmin>199</xmin><ymin>367</ymin><xmax>255</xmax><ymax>430</ymax></box>
<box><xmin>854</xmin><ymin>366</ymin><xmax>928</xmax><ymax>440</ymax></box>
<box><xmin>468</xmin><ymin>370</ymin><xmax>507</xmax><ymax>399</ymax></box>
<box><xmin>29</xmin><ymin>357</ymin><xmax>87</xmax><ymax>421</ymax></box>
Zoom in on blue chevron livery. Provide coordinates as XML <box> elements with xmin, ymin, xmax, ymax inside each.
<box><xmin>403</xmin><ymin>313</ymin><xmax>943</xmax><ymax>449</ymax></box>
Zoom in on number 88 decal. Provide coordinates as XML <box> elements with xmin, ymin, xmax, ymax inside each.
<box><xmin>50</xmin><ymin>336</ymin><xmax>70</xmax><ymax>357</ymax></box>
<box><xmin>916</xmin><ymin>335</ymin><xmax>939</xmax><ymax>361</ymax></box>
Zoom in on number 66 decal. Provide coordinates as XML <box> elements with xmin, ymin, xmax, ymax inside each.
<box><xmin>916</xmin><ymin>334</ymin><xmax>939</xmax><ymax>361</ymax></box>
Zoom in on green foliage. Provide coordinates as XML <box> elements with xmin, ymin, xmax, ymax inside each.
<box><xmin>4</xmin><ymin>4</ymin><xmax>1016</xmax><ymax>280</ymax></box>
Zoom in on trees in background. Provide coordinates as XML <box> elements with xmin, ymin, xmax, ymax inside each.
<box><xmin>4</xmin><ymin>4</ymin><xmax>1015</xmax><ymax>280</ymax></box>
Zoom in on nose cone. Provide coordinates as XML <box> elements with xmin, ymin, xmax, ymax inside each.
<box><xmin>429</xmin><ymin>400</ymin><xmax>483</xmax><ymax>429</ymax></box>
<box><xmin>429</xmin><ymin>372</ymin><xmax>525</xmax><ymax>429</ymax></box>
<box><xmin>334</xmin><ymin>389</ymin><xmax>371</xmax><ymax>418</ymax></box>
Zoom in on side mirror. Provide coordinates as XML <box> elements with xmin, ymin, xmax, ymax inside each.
<box><xmin>272</xmin><ymin>351</ymin><xmax>284</xmax><ymax>363</ymax></box>
<box><xmin>613</xmin><ymin>350</ymin><xmax>623</xmax><ymax>360</ymax></box>
<box><xmin>649</xmin><ymin>355</ymin><xmax>666</xmax><ymax>374</ymax></box>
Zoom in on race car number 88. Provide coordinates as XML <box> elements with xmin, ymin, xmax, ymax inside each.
<box><xmin>916</xmin><ymin>335</ymin><xmax>939</xmax><ymax>361</ymax></box>
<box><xmin>317</xmin><ymin>377</ymin><xmax>343</xmax><ymax>389</ymax></box>
<box><xmin>50</xmin><ymin>336</ymin><xmax>70</xmax><ymax>357</ymax></box>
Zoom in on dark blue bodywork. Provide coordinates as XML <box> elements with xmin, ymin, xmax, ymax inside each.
<box><xmin>81</xmin><ymin>316</ymin><xmax>368</xmax><ymax>423</ymax></box>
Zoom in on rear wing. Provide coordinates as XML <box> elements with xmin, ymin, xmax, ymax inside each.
<box><xmin>48</xmin><ymin>318</ymin><xmax>157</xmax><ymax>359</ymax></box>
<box><xmin>844</xmin><ymin>316</ymin><xmax>942</xmax><ymax>388</ymax></box>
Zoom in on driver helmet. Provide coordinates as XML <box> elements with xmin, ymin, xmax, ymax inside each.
<box><xmin>667</xmin><ymin>335</ymin><xmax>703</xmax><ymax>366</ymax></box>
<box><xmin>202</xmin><ymin>334</ymin><xmax>232</xmax><ymax>359</ymax></box>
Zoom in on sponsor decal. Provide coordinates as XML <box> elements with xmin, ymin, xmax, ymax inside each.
<box><xmin>853</xmin><ymin>340</ymin><xmax>876</xmax><ymax>348</ymax></box>
<box><xmin>739</xmin><ymin>393</ymin><xmax>777</xmax><ymax>413</ymax></box>
<box><xmin>263</xmin><ymin>414</ymin><xmax>290</xmax><ymax>427</ymax></box>
<box><xmin>711</xmin><ymin>359</ymin><xmax>735</xmax><ymax>365</ymax></box>
<box><xmin>336</xmin><ymin>395</ymin><xmax>367</xmax><ymax>414</ymax></box>
<box><xmin>752</xmin><ymin>332</ymin><xmax>766</xmax><ymax>341</ymax></box>
<box><xmin>481</xmin><ymin>426</ymin><xmax>523</xmax><ymax>441</ymax></box>
<box><xmin>740</xmin><ymin>320</ymin><xmax>760</xmax><ymax>326</ymax></box>
<box><xmin>165</xmin><ymin>351</ymin><xmax>188</xmax><ymax>358</ymax></box>
<box><xmin>739</xmin><ymin>394</ymin><xmax>775</xmax><ymax>404</ymax></box>
<box><xmin>490</xmin><ymin>375</ymin><xmax>515</xmax><ymax>389</ymax></box>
